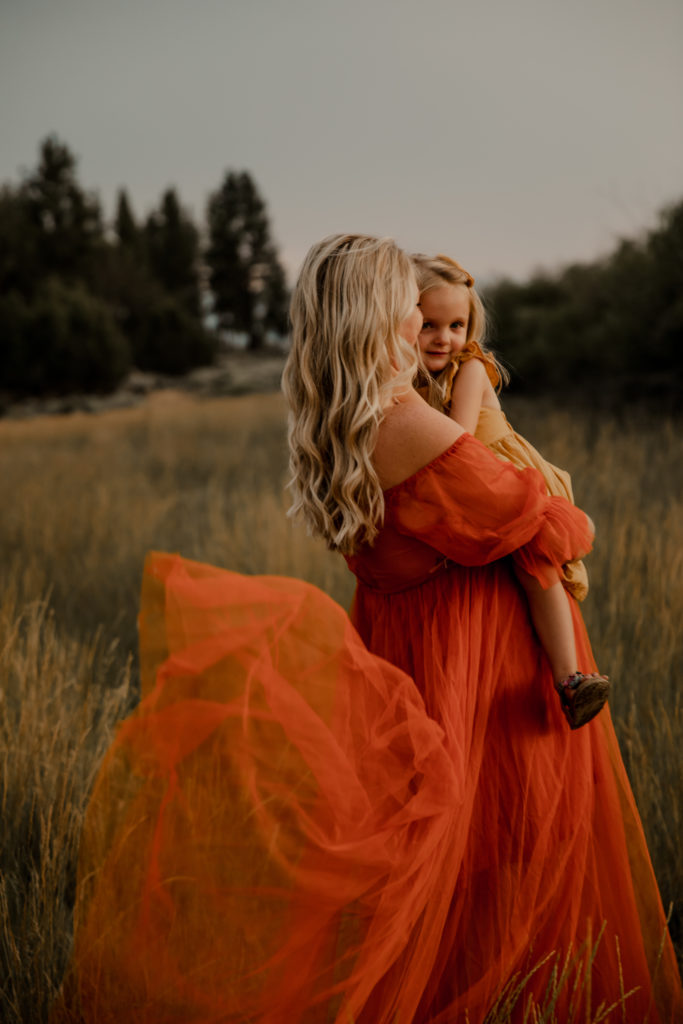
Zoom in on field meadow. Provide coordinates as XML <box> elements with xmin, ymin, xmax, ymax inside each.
<box><xmin>0</xmin><ymin>389</ymin><xmax>681</xmax><ymax>1022</ymax></box>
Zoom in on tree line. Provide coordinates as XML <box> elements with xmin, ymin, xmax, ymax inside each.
<box><xmin>0</xmin><ymin>136</ymin><xmax>289</xmax><ymax>396</ymax></box>
<box><xmin>483</xmin><ymin>199</ymin><xmax>683</xmax><ymax>405</ymax></box>
<box><xmin>1</xmin><ymin>135</ymin><xmax>681</xmax><ymax>405</ymax></box>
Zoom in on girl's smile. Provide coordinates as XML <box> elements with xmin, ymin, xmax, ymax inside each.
<box><xmin>418</xmin><ymin>284</ymin><xmax>471</xmax><ymax>374</ymax></box>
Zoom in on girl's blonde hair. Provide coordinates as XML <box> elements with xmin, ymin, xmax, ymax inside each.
<box><xmin>283</xmin><ymin>233</ymin><xmax>418</xmax><ymax>554</ymax></box>
<box><xmin>412</xmin><ymin>253</ymin><xmax>509</xmax><ymax>406</ymax></box>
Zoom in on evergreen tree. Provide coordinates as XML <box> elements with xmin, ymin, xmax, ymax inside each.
<box><xmin>261</xmin><ymin>246</ymin><xmax>289</xmax><ymax>335</ymax></box>
<box><xmin>0</xmin><ymin>184</ymin><xmax>39</xmax><ymax>297</ymax></box>
<box><xmin>641</xmin><ymin>200</ymin><xmax>683</xmax><ymax>381</ymax></box>
<box><xmin>114</xmin><ymin>189</ymin><xmax>140</xmax><ymax>250</ymax></box>
<box><xmin>144</xmin><ymin>188</ymin><xmax>201</xmax><ymax>317</ymax></box>
<box><xmin>22</xmin><ymin>135</ymin><xmax>104</xmax><ymax>286</ymax></box>
<box><xmin>106</xmin><ymin>188</ymin><xmax>215</xmax><ymax>375</ymax></box>
<box><xmin>0</xmin><ymin>136</ymin><xmax>221</xmax><ymax>395</ymax></box>
<box><xmin>206</xmin><ymin>171</ymin><xmax>288</xmax><ymax>348</ymax></box>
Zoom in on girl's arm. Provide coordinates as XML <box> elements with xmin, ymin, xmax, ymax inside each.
<box><xmin>448</xmin><ymin>358</ymin><xmax>488</xmax><ymax>433</ymax></box>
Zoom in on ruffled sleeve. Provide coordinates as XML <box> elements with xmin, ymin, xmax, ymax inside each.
<box><xmin>387</xmin><ymin>433</ymin><xmax>593</xmax><ymax>585</ymax></box>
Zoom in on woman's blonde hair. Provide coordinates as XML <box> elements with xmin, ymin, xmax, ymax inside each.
<box><xmin>412</xmin><ymin>253</ymin><xmax>509</xmax><ymax>406</ymax></box>
<box><xmin>283</xmin><ymin>233</ymin><xmax>418</xmax><ymax>554</ymax></box>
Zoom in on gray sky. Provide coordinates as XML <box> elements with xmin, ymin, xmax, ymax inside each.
<box><xmin>1</xmin><ymin>0</ymin><xmax>682</xmax><ymax>283</ymax></box>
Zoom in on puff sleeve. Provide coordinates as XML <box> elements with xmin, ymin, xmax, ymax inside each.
<box><xmin>386</xmin><ymin>434</ymin><xmax>592</xmax><ymax>585</ymax></box>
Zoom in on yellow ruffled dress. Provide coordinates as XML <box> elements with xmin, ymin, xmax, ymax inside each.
<box><xmin>444</xmin><ymin>353</ymin><xmax>589</xmax><ymax>601</ymax></box>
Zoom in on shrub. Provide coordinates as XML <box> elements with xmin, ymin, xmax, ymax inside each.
<box><xmin>2</xmin><ymin>279</ymin><xmax>131</xmax><ymax>395</ymax></box>
<box><xmin>130</xmin><ymin>295</ymin><xmax>217</xmax><ymax>375</ymax></box>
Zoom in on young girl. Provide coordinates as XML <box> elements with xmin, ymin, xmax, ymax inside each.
<box><xmin>413</xmin><ymin>253</ymin><xmax>610</xmax><ymax>730</ymax></box>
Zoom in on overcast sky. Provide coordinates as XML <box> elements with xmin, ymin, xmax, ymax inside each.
<box><xmin>1</xmin><ymin>0</ymin><xmax>682</xmax><ymax>284</ymax></box>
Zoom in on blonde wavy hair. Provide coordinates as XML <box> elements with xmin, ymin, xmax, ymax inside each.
<box><xmin>412</xmin><ymin>253</ymin><xmax>509</xmax><ymax>408</ymax></box>
<box><xmin>283</xmin><ymin>234</ymin><xmax>419</xmax><ymax>554</ymax></box>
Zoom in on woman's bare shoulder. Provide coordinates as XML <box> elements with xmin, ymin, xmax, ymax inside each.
<box><xmin>374</xmin><ymin>389</ymin><xmax>465</xmax><ymax>491</ymax></box>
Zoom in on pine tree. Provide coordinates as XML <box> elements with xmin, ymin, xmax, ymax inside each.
<box><xmin>262</xmin><ymin>246</ymin><xmax>289</xmax><ymax>335</ymax></box>
<box><xmin>144</xmin><ymin>188</ymin><xmax>201</xmax><ymax>317</ymax></box>
<box><xmin>22</xmin><ymin>135</ymin><xmax>103</xmax><ymax>285</ymax></box>
<box><xmin>0</xmin><ymin>184</ymin><xmax>38</xmax><ymax>297</ymax></box>
<box><xmin>114</xmin><ymin>189</ymin><xmax>139</xmax><ymax>249</ymax></box>
<box><xmin>206</xmin><ymin>171</ymin><xmax>288</xmax><ymax>349</ymax></box>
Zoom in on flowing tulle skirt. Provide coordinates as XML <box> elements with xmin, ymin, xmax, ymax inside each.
<box><xmin>52</xmin><ymin>553</ymin><xmax>682</xmax><ymax>1023</ymax></box>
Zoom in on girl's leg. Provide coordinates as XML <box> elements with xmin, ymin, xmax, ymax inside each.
<box><xmin>514</xmin><ymin>566</ymin><xmax>577</xmax><ymax>683</ymax></box>
<box><xmin>514</xmin><ymin>564</ymin><xmax>609</xmax><ymax>729</ymax></box>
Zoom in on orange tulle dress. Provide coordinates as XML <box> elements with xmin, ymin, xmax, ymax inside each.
<box><xmin>53</xmin><ymin>434</ymin><xmax>682</xmax><ymax>1024</ymax></box>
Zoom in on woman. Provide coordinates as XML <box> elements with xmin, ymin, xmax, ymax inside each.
<box><xmin>54</xmin><ymin>235</ymin><xmax>681</xmax><ymax>1023</ymax></box>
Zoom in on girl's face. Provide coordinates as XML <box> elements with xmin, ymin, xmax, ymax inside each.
<box><xmin>418</xmin><ymin>284</ymin><xmax>470</xmax><ymax>374</ymax></box>
<box><xmin>398</xmin><ymin>284</ymin><xmax>424</xmax><ymax>347</ymax></box>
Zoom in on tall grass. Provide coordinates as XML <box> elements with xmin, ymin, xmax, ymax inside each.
<box><xmin>0</xmin><ymin>390</ymin><xmax>680</xmax><ymax>1021</ymax></box>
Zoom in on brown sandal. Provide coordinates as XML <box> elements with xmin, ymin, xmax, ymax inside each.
<box><xmin>555</xmin><ymin>672</ymin><xmax>610</xmax><ymax>730</ymax></box>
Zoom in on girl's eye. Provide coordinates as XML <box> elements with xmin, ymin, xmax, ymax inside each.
<box><xmin>451</xmin><ymin>321</ymin><xmax>465</xmax><ymax>329</ymax></box>
<box><xmin>421</xmin><ymin>322</ymin><xmax>432</xmax><ymax>330</ymax></box>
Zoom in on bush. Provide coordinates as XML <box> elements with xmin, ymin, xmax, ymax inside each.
<box><xmin>0</xmin><ymin>279</ymin><xmax>131</xmax><ymax>396</ymax></box>
<box><xmin>0</xmin><ymin>290</ymin><xmax>31</xmax><ymax>392</ymax></box>
<box><xmin>130</xmin><ymin>296</ymin><xmax>217</xmax><ymax>375</ymax></box>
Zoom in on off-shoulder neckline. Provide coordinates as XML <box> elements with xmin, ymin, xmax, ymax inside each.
<box><xmin>382</xmin><ymin>432</ymin><xmax>471</xmax><ymax>497</ymax></box>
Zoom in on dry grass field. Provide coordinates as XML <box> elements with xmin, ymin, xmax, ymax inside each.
<box><xmin>0</xmin><ymin>390</ymin><xmax>680</xmax><ymax>1022</ymax></box>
